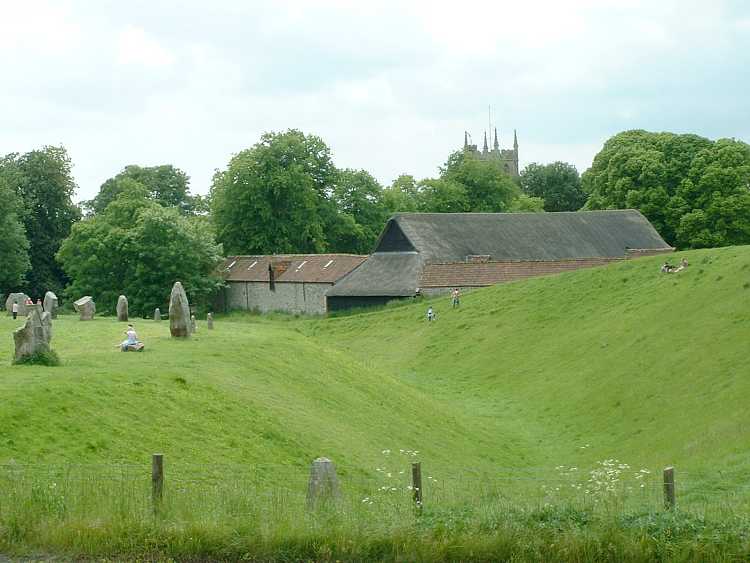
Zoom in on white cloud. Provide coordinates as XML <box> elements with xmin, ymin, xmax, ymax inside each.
<box><xmin>0</xmin><ymin>0</ymin><xmax>748</xmax><ymax>201</ymax></box>
<box><xmin>117</xmin><ymin>26</ymin><xmax>175</xmax><ymax>68</ymax></box>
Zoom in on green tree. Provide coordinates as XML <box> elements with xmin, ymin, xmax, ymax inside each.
<box><xmin>331</xmin><ymin>169</ymin><xmax>388</xmax><ymax>253</ymax></box>
<box><xmin>0</xmin><ymin>171</ymin><xmax>30</xmax><ymax>293</ymax></box>
<box><xmin>383</xmin><ymin>174</ymin><xmax>420</xmax><ymax>213</ymax></box>
<box><xmin>583</xmin><ymin>130</ymin><xmax>750</xmax><ymax>248</ymax></box>
<box><xmin>0</xmin><ymin>146</ymin><xmax>81</xmax><ymax>298</ymax></box>
<box><xmin>520</xmin><ymin>162</ymin><xmax>586</xmax><ymax>211</ymax></box>
<box><xmin>57</xmin><ymin>190</ymin><xmax>223</xmax><ymax>316</ymax></box>
<box><xmin>416</xmin><ymin>178</ymin><xmax>469</xmax><ymax>212</ymax></box>
<box><xmin>86</xmin><ymin>164</ymin><xmax>198</xmax><ymax>215</ymax></box>
<box><xmin>210</xmin><ymin>130</ymin><xmax>337</xmax><ymax>255</ymax></box>
<box><xmin>441</xmin><ymin>151</ymin><xmax>521</xmax><ymax>212</ymax></box>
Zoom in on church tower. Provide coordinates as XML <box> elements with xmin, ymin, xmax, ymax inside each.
<box><xmin>462</xmin><ymin>125</ymin><xmax>519</xmax><ymax>177</ymax></box>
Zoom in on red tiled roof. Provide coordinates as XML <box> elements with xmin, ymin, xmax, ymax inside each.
<box><xmin>419</xmin><ymin>258</ymin><xmax>623</xmax><ymax>288</ymax></box>
<box><xmin>220</xmin><ymin>254</ymin><xmax>367</xmax><ymax>284</ymax></box>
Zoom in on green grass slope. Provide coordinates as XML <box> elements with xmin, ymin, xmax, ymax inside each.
<box><xmin>1</xmin><ymin>246</ymin><xmax>748</xmax><ymax>496</ymax></box>
<box><xmin>308</xmin><ymin>246</ymin><xmax>750</xmax><ymax>491</ymax></box>
<box><xmin>0</xmin><ymin>312</ymin><xmax>527</xmax><ymax>482</ymax></box>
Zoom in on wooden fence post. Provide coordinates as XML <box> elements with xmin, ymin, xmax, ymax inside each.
<box><xmin>411</xmin><ymin>462</ymin><xmax>423</xmax><ymax>511</ymax></box>
<box><xmin>152</xmin><ymin>453</ymin><xmax>164</xmax><ymax>513</ymax></box>
<box><xmin>663</xmin><ymin>466</ymin><xmax>675</xmax><ymax>510</ymax></box>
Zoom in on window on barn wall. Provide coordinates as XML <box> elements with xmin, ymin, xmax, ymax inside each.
<box><xmin>296</xmin><ymin>260</ymin><xmax>308</xmax><ymax>271</ymax></box>
<box><xmin>323</xmin><ymin>260</ymin><xmax>334</xmax><ymax>269</ymax></box>
<box><xmin>226</xmin><ymin>260</ymin><xmax>237</xmax><ymax>271</ymax></box>
<box><xmin>268</xmin><ymin>263</ymin><xmax>275</xmax><ymax>292</ymax></box>
<box><xmin>247</xmin><ymin>260</ymin><xmax>258</xmax><ymax>270</ymax></box>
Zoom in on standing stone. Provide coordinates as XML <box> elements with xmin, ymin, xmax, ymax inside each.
<box><xmin>5</xmin><ymin>293</ymin><xmax>30</xmax><ymax>316</ymax></box>
<box><xmin>306</xmin><ymin>457</ymin><xmax>341</xmax><ymax>508</ymax></box>
<box><xmin>207</xmin><ymin>313</ymin><xmax>214</xmax><ymax>330</ymax></box>
<box><xmin>13</xmin><ymin>308</ymin><xmax>52</xmax><ymax>362</ymax></box>
<box><xmin>154</xmin><ymin>308</ymin><xmax>161</xmax><ymax>321</ymax></box>
<box><xmin>116</xmin><ymin>295</ymin><xmax>129</xmax><ymax>322</ymax></box>
<box><xmin>169</xmin><ymin>282</ymin><xmax>191</xmax><ymax>338</ymax></box>
<box><xmin>43</xmin><ymin>291</ymin><xmax>59</xmax><ymax>319</ymax></box>
<box><xmin>73</xmin><ymin>296</ymin><xmax>96</xmax><ymax>320</ymax></box>
<box><xmin>190</xmin><ymin>314</ymin><xmax>197</xmax><ymax>333</ymax></box>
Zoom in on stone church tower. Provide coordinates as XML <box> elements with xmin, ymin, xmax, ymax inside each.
<box><xmin>463</xmin><ymin>128</ymin><xmax>519</xmax><ymax>177</ymax></box>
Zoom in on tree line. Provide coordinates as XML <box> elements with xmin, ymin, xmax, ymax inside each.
<box><xmin>1</xmin><ymin>128</ymin><xmax>748</xmax><ymax>315</ymax></box>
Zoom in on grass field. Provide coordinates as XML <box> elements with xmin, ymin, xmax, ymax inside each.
<box><xmin>1</xmin><ymin>245</ymin><xmax>749</xmax><ymax>560</ymax></box>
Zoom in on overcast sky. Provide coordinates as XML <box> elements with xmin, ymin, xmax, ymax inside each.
<box><xmin>1</xmin><ymin>0</ymin><xmax>749</xmax><ymax>202</ymax></box>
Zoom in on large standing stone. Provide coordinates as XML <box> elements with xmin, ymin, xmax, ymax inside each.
<box><xmin>5</xmin><ymin>293</ymin><xmax>30</xmax><ymax>316</ymax></box>
<box><xmin>13</xmin><ymin>308</ymin><xmax>52</xmax><ymax>362</ymax></box>
<box><xmin>43</xmin><ymin>291</ymin><xmax>59</xmax><ymax>319</ymax></box>
<box><xmin>169</xmin><ymin>282</ymin><xmax>191</xmax><ymax>338</ymax></box>
<box><xmin>116</xmin><ymin>295</ymin><xmax>129</xmax><ymax>322</ymax></box>
<box><xmin>73</xmin><ymin>296</ymin><xmax>96</xmax><ymax>320</ymax></box>
<box><xmin>154</xmin><ymin>308</ymin><xmax>161</xmax><ymax>321</ymax></box>
<box><xmin>207</xmin><ymin>313</ymin><xmax>214</xmax><ymax>330</ymax></box>
<box><xmin>306</xmin><ymin>457</ymin><xmax>341</xmax><ymax>508</ymax></box>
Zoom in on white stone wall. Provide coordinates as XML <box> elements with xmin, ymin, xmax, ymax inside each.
<box><xmin>226</xmin><ymin>282</ymin><xmax>330</xmax><ymax>315</ymax></box>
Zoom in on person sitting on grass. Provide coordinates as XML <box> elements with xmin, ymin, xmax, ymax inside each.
<box><xmin>120</xmin><ymin>324</ymin><xmax>141</xmax><ymax>351</ymax></box>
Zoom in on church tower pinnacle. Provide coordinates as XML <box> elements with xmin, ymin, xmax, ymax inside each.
<box><xmin>493</xmin><ymin>127</ymin><xmax>499</xmax><ymax>151</ymax></box>
<box><xmin>482</xmin><ymin>131</ymin><xmax>488</xmax><ymax>154</ymax></box>
<box><xmin>513</xmin><ymin>129</ymin><xmax>518</xmax><ymax>151</ymax></box>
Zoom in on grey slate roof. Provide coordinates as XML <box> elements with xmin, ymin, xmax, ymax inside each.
<box><xmin>392</xmin><ymin>210</ymin><xmax>672</xmax><ymax>262</ymax></box>
<box><xmin>326</xmin><ymin>252</ymin><xmax>422</xmax><ymax>297</ymax></box>
<box><xmin>328</xmin><ymin>210</ymin><xmax>672</xmax><ymax>298</ymax></box>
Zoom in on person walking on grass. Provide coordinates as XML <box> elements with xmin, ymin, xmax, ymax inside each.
<box><xmin>11</xmin><ymin>301</ymin><xmax>18</xmax><ymax>320</ymax></box>
<box><xmin>451</xmin><ymin>288</ymin><xmax>460</xmax><ymax>308</ymax></box>
<box><xmin>427</xmin><ymin>306</ymin><xmax>435</xmax><ymax>322</ymax></box>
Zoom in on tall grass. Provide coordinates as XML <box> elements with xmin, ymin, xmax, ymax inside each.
<box><xmin>2</xmin><ymin>463</ymin><xmax>750</xmax><ymax>561</ymax></box>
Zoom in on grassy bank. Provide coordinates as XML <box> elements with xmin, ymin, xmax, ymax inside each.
<box><xmin>1</xmin><ymin>245</ymin><xmax>749</xmax><ymax>559</ymax></box>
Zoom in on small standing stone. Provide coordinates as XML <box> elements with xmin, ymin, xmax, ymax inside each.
<box><xmin>73</xmin><ymin>296</ymin><xmax>96</xmax><ymax>320</ymax></box>
<box><xmin>116</xmin><ymin>295</ymin><xmax>129</xmax><ymax>322</ymax></box>
<box><xmin>13</xmin><ymin>308</ymin><xmax>53</xmax><ymax>362</ymax></box>
<box><xmin>154</xmin><ymin>308</ymin><xmax>161</xmax><ymax>321</ymax></box>
<box><xmin>306</xmin><ymin>457</ymin><xmax>341</xmax><ymax>508</ymax></box>
<box><xmin>169</xmin><ymin>282</ymin><xmax>191</xmax><ymax>338</ymax></box>
<box><xmin>43</xmin><ymin>291</ymin><xmax>59</xmax><ymax>319</ymax></box>
<box><xmin>207</xmin><ymin>312</ymin><xmax>214</xmax><ymax>330</ymax></box>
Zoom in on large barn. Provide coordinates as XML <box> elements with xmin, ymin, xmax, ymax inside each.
<box><xmin>326</xmin><ymin>210</ymin><xmax>673</xmax><ymax>310</ymax></box>
<box><xmin>216</xmin><ymin>254</ymin><xmax>367</xmax><ymax>315</ymax></box>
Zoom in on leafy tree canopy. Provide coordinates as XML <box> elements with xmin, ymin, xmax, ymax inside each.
<box><xmin>57</xmin><ymin>189</ymin><xmax>223</xmax><ymax>316</ymax></box>
<box><xmin>382</xmin><ymin>174</ymin><xmax>420</xmax><ymax>213</ymax></box>
<box><xmin>441</xmin><ymin>151</ymin><xmax>522</xmax><ymax>212</ymax></box>
<box><xmin>331</xmin><ymin>169</ymin><xmax>389</xmax><ymax>254</ymax></box>
<box><xmin>0</xmin><ymin>170</ymin><xmax>30</xmax><ymax>294</ymax></box>
<box><xmin>520</xmin><ymin>162</ymin><xmax>586</xmax><ymax>212</ymax></box>
<box><xmin>583</xmin><ymin>130</ymin><xmax>750</xmax><ymax>248</ymax></box>
<box><xmin>210</xmin><ymin>130</ymin><xmax>335</xmax><ymax>255</ymax></box>
<box><xmin>86</xmin><ymin>164</ymin><xmax>204</xmax><ymax>215</ymax></box>
<box><xmin>0</xmin><ymin>146</ymin><xmax>81</xmax><ymax>298</ymax></box>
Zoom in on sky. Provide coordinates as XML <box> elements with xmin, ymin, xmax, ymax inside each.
<box><xmin>1</xmin><ymin>0</ymin><xmax>749</xmax><ymax>202</ymax></box>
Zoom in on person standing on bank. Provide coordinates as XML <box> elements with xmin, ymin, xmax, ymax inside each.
<box><xmin>451</xmin><ymin>288</ymin><xmax>460</xmax><ymax>308</ymax></box>
<box><xmin>11</xmin><ymin>301</ymin><xmax>18</xmax><ymax>320</ymax></box>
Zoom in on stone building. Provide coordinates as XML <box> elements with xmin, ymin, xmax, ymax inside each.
<box><xmin>216</xmin><ymin>254</ymin><xmax>367</xmax><ymax>315</ymax></box>
<box><xmin>326</xmin><ymin>210</ymin><xmax>673</xmax><ymax>311</ymax></box>
<box><xmin>464</xmin><ymin>127</ymin><xmax>519</xmax><ymax>176</ymax></box>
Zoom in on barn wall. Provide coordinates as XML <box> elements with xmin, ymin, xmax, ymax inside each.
<box><xmin>225</xmin><ymin>281</ymin><xmax>330</xmax><ymax>315</ymax></box>
<box><xmin>326</xmin><ymin>295</ymin><xmax>407</xmax><ymax>311</ymax></box>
